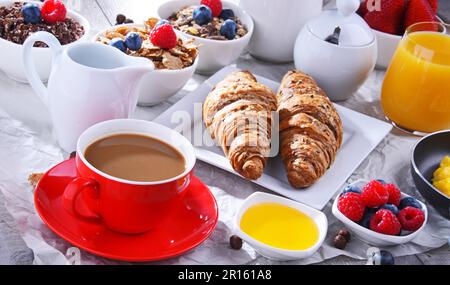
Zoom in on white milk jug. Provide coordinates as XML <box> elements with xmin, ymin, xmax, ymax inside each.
<box><xmin>23</xmin><ymin>32</ymin><xmax>154</xmax><ymax>152</ymax></box>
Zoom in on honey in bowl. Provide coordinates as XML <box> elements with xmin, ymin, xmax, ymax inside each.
<box><xmin>240</xmin><ymin>203</ymin><xmax>319</xmax><ymax>251</ymax></box>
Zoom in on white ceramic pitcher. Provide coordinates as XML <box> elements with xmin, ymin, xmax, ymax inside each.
<box><xmin>240</xmin><ymin>0</ymin><xmax>323</xmax><ymax>63</ymax></box>
<box><xmin>294</xmin><ymin>0</ymin><xmax>377</xmax><ymax>101</ymax></box>
<box><xmin>23</xmin><ymin>32</ymin><xmax>154</xmax><ymax>153</ymax></box>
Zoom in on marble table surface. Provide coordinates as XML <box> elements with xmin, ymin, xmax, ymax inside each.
<box><xmin>0</xmin><ymin>0</ymin><xmax>449</xmax><ymax>265</ymax></box>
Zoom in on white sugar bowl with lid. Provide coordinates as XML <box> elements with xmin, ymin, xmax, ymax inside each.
<box><xmin>294</xmin><ymin>0</ymin><xmax>377</xmax><ymax>102</ymax></box>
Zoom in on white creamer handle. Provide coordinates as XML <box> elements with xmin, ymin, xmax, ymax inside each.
<box><xmin>23</xmin><ymin>32</ymin><xmax>63</xmax><ymax>106</ymax></box>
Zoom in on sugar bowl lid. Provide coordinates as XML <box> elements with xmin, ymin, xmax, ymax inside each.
<box><xmin>306</xmin><ymin>0</ymin><xmax>375</xmax><ymax>47</ymax></box>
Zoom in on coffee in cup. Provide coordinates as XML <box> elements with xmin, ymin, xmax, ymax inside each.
<box><xmin>84</xmin><ymin>134</ymin><xmax>186</xmax><ymax>182</ymax></box>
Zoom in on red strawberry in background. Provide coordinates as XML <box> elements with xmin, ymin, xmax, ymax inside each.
<box><xmin>357</xmin><ymin>0</ymin><xmax>369</xmax><ymax>17</ymax></box>
<box><xmin>364</xmin><ymin>0</ymin><xmax>407</xmax><ymax>35</ymax></box>
<box><xmin>358</xmin><ymin>0</ymin><xmax>384</xmax><ymax>17</ymax></box>
<box><xmin>427</xmin><ymin>0</ymin><xmax>439</xmax><ymax>13</ymax></box>
<box><xmin>404</xmin><ymin>0</ymin><xmax>438</xmax><ymax>31</ymax></box>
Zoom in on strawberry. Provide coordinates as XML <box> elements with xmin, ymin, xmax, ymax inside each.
<box><xmin>358</xmin><ymin>0</ymin><xmax>382</xmax><ymax>16</ymax></box>
<box><xmin>364</xmin><ymin>0</ymin><xmax>407</xmax><ymax>35</ymax></box>
<box><xmin>427</xmin><ymin>0</ymin><xmax>439</xmax><ymax>14</ymax></box>
<box><xmin>404</xmin><ymin>0</ymin><xmax>438</xmax><ymax>32</ymax></box>
<box><xmin>357</xmin><ymin>0</ymin><xmax>369</xmax><ymax>17</ymax></box>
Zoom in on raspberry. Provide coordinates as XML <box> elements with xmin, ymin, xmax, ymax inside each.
<box><xmin>150</xmin><ymin>24</ymin><xmax>177</xmax><ymax>49</ymax></box>
<box><xmin>201</xmin><ymin>0</ymin><xmax>223</xmax><ymax>17</ymax></box>
<box><xmin>370</xmin><ymin>209</ymin><xmax>401</xmax><ymax>235</ymax></box>
<box><xmin>361</xmin><ymin>180</ymin><xmax>389</xmax><ymax>208</ymax></box>
<box><xmin>385</xmin><ymin>184</ymin><xmax>401</xmax><ymax>206</ymax></box>
<box><xmin>41</xmin><ymin>0</ymin><xmax>67</xmax><ymax>24</ymax></box>
<box><xmin>337</xmin><ymin>193</ymin><xmax>365</xmax><ymax>222</ymax></box>
<box><xmin>398</xmin><ymin>207</ymin><xmax>425</xmax><ymax>231</ymax></box>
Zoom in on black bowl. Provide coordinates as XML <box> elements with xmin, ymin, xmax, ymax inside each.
<box><xmin>412</xmin><ymin>130</ymin><xmax>450</xmax><ymax>220</ymax></box>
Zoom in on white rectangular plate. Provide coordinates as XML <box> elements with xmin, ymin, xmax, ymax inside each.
<box><xmin>154</xmin><ymin>66</ymin><xmax>392</xmax><ymax>210</ymax></box>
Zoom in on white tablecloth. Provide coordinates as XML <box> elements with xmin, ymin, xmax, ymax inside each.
<box><xmin>0</xmin><ymin>52</ymin><xmax>449</xmax><ymax>264</ymax></box>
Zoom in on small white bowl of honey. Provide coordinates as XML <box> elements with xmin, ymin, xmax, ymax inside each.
<box><xmin>234</xmin><ymin>192</ymin><xmax>328</xmax><ymax>261</ymax></box>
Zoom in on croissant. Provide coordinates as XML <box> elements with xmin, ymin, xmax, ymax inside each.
<box><xmin>277</xmin><ymin>70</ymin><xmax>343</xmax><ymax>188</ymax></box>
<box><xmin>203</xmin><ymin>71</ymin><xmax>277</xmax><ymax>180</ymax></box>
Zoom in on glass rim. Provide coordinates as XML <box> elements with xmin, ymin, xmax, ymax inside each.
<box><xmin>405</xmin><ymin>21</ymin><xmax>449</xmax><ymax>35</ymax></box>
<box><xmin>403</xmin><ymin>21</ymin><xmax>450</xmax><ymax>58</ymax></box>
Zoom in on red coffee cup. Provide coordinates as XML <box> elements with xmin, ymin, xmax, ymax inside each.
<box><xmin>63</xmin><ymin>119</ymin><xmax>196</xmax><ymax>234</ymax></box>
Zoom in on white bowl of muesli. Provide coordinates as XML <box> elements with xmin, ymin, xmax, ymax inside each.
<box><xmin>158</xmin><ymin>0</ymin><xmax>253</xmax><ymax>75</ymax></box>
<box><xmin>0</xmin><ymin>0</ymin><xmax>90</xmax><ymax>83</ymax></box>
<box><xmin>95</xmin><ymin>22</ymin><xmax>199</xmax><ymax>106</ymax></box>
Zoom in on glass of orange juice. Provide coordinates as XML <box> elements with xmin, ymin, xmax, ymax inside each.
<box><xmin>381</xmin><ymin>22</ymin><xmax>450</xmax><ymax>135</ymax></box>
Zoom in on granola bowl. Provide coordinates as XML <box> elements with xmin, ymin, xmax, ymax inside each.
<box><xmin>158</xmin><ymin>0</ymin><xmax>254</xmax><ymax>75</ymax></box>
<box><xmin>0</xmin><ymin>0</ymin><xmax>90</xmax><ymax>83</ymax></box>
<box><xmin>94</xmin><ymin>23</ymin><xmax>199</xmax><ymax>106</ymax></box>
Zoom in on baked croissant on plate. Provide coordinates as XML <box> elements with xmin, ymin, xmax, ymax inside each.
<box><xmin>277</xmin><ymin>70</ymin><xmax>343</xmax><ymax>188</ymax></box>
<box><xmin>203</xmin><ymin>71</ymin><xmax>277</xmax><ymax>180</ymax></box>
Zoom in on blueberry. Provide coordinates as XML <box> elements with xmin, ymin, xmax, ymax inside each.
<box><xmin>341</xmin><ymin>185</ymin><xmax>361</xmax><ymax>196</ymax></box>
<box><xmin>376</xmin><ymin>179</ymin><xmax>387</xmax><ymax>185</ymax></box>
<box><xmin>22</xmin><ymin>3</ymin><xmax>41</xmax><ymax>24</ymax></box>
<box><xmin>379</xmin><ymin>204</ymin><xmax>399</xmax><ymax>215</ymax></box>
<box><xmin>155</xmin><ymin>19</ymin><xmax>170</xmax><ymax>27</ymax></box>
<box><xmin>116</xmin><ymin>14</ymin><xmax>126</xmax><ymax>25</ymax></box>
<box><xmin>220</xmin><ymin>19</ymin><xmax>237</xmax><ymax>40</ymax></box>
<box><xmin>109</xmin><ymin>38</ymin><xmax>127</xmax><ymax>52</ymax></box>
<box><xmin>360</xmin><ymin>210</ymin><xmax>375</xmax><ymax>229</ymax></box>
<box><xmin>193</xmin><ymin>5</ymin><xmax>212</xmax><ymax>25</ymax></box>
<box><xmin>124</xmin><ymin>32</ymin><xmax>142</xmax><ymax>51</ymax></box>
<box><xmin>373</xmin><ymin>250</ymin><xmax>395</xmax><ymax>265</ymax></box>
<box><xmin>219</xmin><ymin>9</ymin><xmax>235</xmax><ymax>20</ymax></box>
<box><xmin>399</xmin><ymin>197</ymin><xmax>422</xmax><ymax>210</ymax></box>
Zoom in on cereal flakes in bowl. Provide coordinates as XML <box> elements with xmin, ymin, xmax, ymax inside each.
<box><xmin>95</xmin><ymin>20</ymin><xmax>199</xmax><ymax>106</ymax></box>
<box><xmin>158</xmin><ymin>0</ymin><xmax>254</xmax><ymax>74</ymax></box>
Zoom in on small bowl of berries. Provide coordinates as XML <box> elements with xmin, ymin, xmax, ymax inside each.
<box><xmin>0</xmin><ymin>0</ymin><xmax>90</xmax><ymax>82</ymax></box>
<box><xmin>358</xmin><ymin>0</ymin><xmax>441</xmax><ymax>69</ymax></box>
<box><xmin>332</xmin><ymin>179</ymin><xmax>428</xmax><ymax>246</ymax></box>
<box><xmin>158</xmin><ymin>0</ymin><xmax>254</xmax><ymax>75</ymax></box>
<box><xmin>95</xmin><ymin>18</ymin><xmax>199</xmax><ymax>106</ymax></box>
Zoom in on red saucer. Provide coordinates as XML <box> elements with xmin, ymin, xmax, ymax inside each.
<box><xmin>34</xmin><ymin>158</ymin><xmax>218</xmax><ymax>262</ymax></box>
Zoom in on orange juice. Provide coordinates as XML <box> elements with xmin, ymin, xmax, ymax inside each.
<box><xmin>240</xmin><ymin>203</ymin><xmax>319</xmax><ymax>250</ymax></box>
<box><xmin>382</xmin><ymin>30</ymin><xmax>450</xmax><ymax>134</ymax></box>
